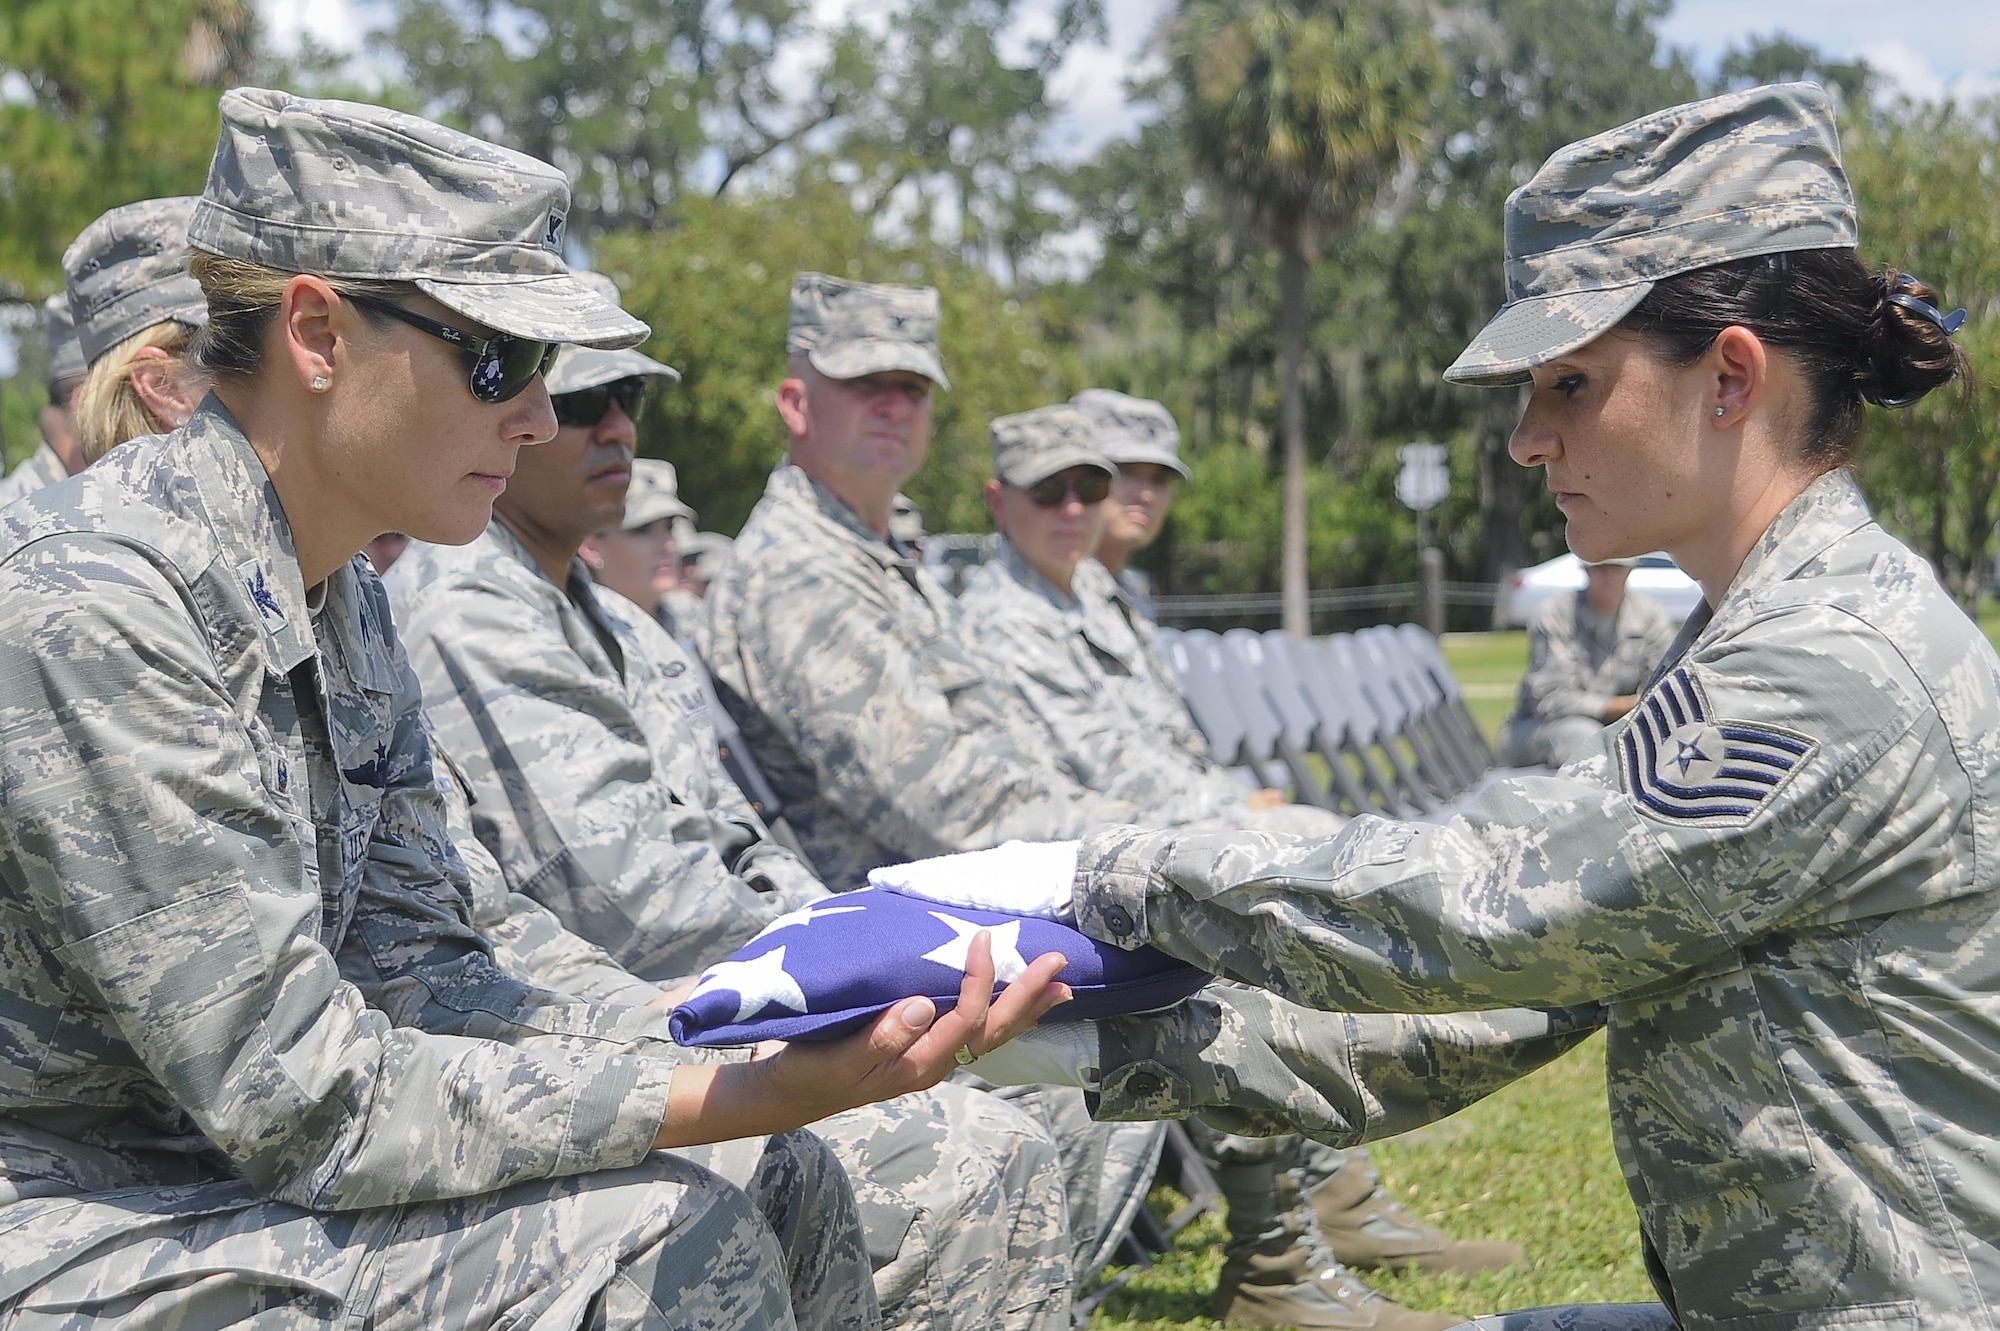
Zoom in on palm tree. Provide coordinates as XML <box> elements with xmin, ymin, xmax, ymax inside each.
<box><xmin>1168</xmin><ymin>0</ymin><xmax>1440</xmax><ymax>635</ymax></box>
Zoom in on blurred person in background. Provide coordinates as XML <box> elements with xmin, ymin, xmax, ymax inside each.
<box><xmin>0</xmin><ymin>296</ymin><xmax>88</xmax><ymax>507</ymax></box>
<box><xmin>62</xmin><ymin>197</ymin><xmax>212</xmax><ymax>467</ymax></box>
<box><xmin>585</xmin><ymin>456</ymin><xmax>692</xmax><ymax>627</ymax></box>
<box><xmin>1499</xmin><ymin>555</ymin><xmax>1679</xmax><ymax>768</ymax></box>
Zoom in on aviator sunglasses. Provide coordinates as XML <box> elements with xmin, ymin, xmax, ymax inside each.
<box><xmin>552</xmin><ymin>377</ymin><xmax>651</xmax><ymax>428</ymax></box>
<box><xmin>1024</xmin><ymin>470</ymin><xmax>1112</xmax><ymax>508</ymax></box>
<box><xmin>346</xmin><ymin>294</ymin><xmax>559</xmax><ymax>404</ymax></box>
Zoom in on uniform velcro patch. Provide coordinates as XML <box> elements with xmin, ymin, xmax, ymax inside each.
<box><xmin>1618</xmin><ymin>667</ymin><xmax>1816</xmax><ymax>824</ymax></box>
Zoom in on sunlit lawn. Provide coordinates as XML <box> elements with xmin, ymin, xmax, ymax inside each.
<box><xmin>1092</xmin><ymin>608</ymin><xmax>2000</xmax><ymax>1328</ymax></box>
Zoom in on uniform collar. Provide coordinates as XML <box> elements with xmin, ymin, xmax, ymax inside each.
<box><xmin>1714</xmin><ymin>469</ymin><xmax>1875</xmax><ymax>612</ymax></box>
<box><xmin>767</xmin><ymin>463</ymin><xmax>916</xmax><ymax>572</ymax></box>
<box><xmin>994</xmin><ymin>534</ymin><xmax>1084</xmax><ymax>612</ymax></box>
<box><xmin>180</xmin><ymin>395</ymin><xmax>318</xmax><ymax>674</ymax></box>
<box><xmin>1657</xmin><ymin>469</ymin><xmax>1876</xmax><ymax>678</ymax></box>
<box><xmin>484</xmin><ymin>516</ymin><xmax>629</xmax><ymax>671</ymax></box>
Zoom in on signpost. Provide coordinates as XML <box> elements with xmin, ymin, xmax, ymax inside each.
<box><xmin>1396</xmin><ymin>443</ymin><xmax>1449</xmax><ymax>636</ymax></box>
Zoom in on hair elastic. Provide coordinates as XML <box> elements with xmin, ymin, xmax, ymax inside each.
<box><xmin>1886</xmin><ymin>275</ymin><xmax>1966</xmax><ymax>337</ymax></box>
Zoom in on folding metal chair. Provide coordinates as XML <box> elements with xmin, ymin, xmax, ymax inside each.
<box><xmin>1368</xmin><ymin>627</ymin><xmax>1489</xmax><ymax>789</ymax></box>
<box><xmin>1219</xmin><ymin>628</ymin><xmax>1342</xmax><ymax>812</ymax></box>
<box><xmin>1356</xmin><ymin>626</ymin><xmax>1484</xmax><ymax>796</ymax></box>
<box><xmin>1160</xmin><ymin>628</ymin><xmax>1283</xmax><ymax>789</ymax></box>
<box><xmin>1268</xmin><ymin>630</ymin><xmax>1414</xmax><ymax>817</ymax></box>
<box><xmin>1322</xmin><ymin>634</ymin><xmax>1440</xmax><ymax>813</ymax></box>
<box><xmin>1396</xmin><ymin>621</ymin><xmax>1499</xmax><ymax>767</ymax></box>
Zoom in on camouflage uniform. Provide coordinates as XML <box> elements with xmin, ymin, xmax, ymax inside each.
<box><xmin>0</xmin><ymin>404</ymin><xmax>872</xmax><ymax>1330</ymax></box>
<box><xmin>701</xmin><ymin>465</ymin><xmax>1138</xmax><ymax>893</ymax></box>
<box><xmin>1500</xmin><ymin>586</ymin><xmax>1679</xmax><ymax>768</ymax></box>
<box><xmin>1074</xmin><ymin>85</ymin><xmax>2000</xmax><ymax>1330</ymax></box>
<box><xmin>392</xmin><ymin>521</ymin><xmax>1077</xmax><ymax>1330</ymax></box>
<box><xmin>1068</xmin><ymin>389</ymin><xmax>1210</xmax><ymax>765</ymax></box>
<box><xmin>1073</xmin><ymin>557</ymin><xmax>1212</xmax><ymax>764</ymax></box>
<box><xmin>700</xmin><ymin>272</ymin><xmax>1160</xmax><ymax>1286</ymax></box>
<box><xmin>388</xmin><ymin>521</ymin><xmax>829</xmax><ymax>981</ymax></box>
<box><xmin>0</xmin><ymin>443</ymin><xmax>66</xmax><ymax>510</ymax></box>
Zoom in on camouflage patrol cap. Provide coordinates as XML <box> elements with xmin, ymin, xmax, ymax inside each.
<box><xmin>43</xmin><ymin>294</ymin><xmax>85</xmax><ymax>387</ymax></box>
<box><xmin>62</xmin><ymin>196</ymin><xmax>210</xmax><ymax>366</ymax></box>
<box><xmin>991</xmin><ymin>404</ymin><xmax>1114</xmax><ymax>489</ymax></box>
<box><xmin>1070</xmin><ymin>389</ymin><xmax>1191</xmax><ymax>481</ymax></box>
<box><xmin>1445</xmin><ymin>82</ymin><xmax>1856</xmax><ymax>387</ymax></box>
<box><xmin>188</xmin><ymin>87</ymin><xmax>647</xmax><ymax>349</ymax></box>
<box><xmin>621</xmin><ymin>457</ymin><xmax>696</xmax><ymax>529</ymax></box>
<box><xmin>787</xmin><ymin>272</ymin><xmax>950</xmax><ymax>389</ymax></box>
<box><xmin>545</xmin><ymin>273</ymin><xmax>680</xmax><ymax>395</ymax></box>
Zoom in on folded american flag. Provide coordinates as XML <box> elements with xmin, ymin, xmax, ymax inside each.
<box><xmin>668</xmin><ymin>888</ymin><xmax>1211</xmax><ymax>1046</ymax></box>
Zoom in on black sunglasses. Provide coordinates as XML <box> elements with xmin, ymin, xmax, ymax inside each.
<box><xmin>553</xmin><ymin>377</ymin><xmax>650</xmax><ymax>428</ymax></box>
<box><xmin>347</xmin><ymin>294</ymin><xmax>558</xmax><ymax>404</ymax></box>
<box><xmin>1025</xmin><ymin>471</ymin><xmax>1112</xmax><ymax>508</ymax></box>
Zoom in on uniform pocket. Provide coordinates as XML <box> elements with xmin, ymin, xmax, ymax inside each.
<box><xmin>1610</xmin><ymin>958</ymin><xmax>1814</xmax><ymax>1204</ymax></box>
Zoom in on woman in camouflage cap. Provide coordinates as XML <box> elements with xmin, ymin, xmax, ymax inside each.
<box><xmin>890</xmin><ymin>82</ymin><xmax>2000</xmax><ymax>1331</ymax></box>
<box><xmin>0</xmin><ymin>88</ymin><xmax>1062</xmax><ymax>1330</ymax></box>
<box><xmin>61</xmin><ymin>196</ymin><xmax>213</xmax><ymax>466</ymax></box>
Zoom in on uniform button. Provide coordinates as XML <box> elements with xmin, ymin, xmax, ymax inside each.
<box><xmin>1102</xmin><ymin>904</ymin><xmax>1134</xmax><ymax>937</ymax></box>
<box><xmin>1125</xmin><ymin>1073</ymin><xmax>1162</xmax><ymax>1096</ymax></box>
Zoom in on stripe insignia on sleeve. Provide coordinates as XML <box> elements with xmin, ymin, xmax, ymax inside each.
<box><xmin>1617</xmin><ymin>667</ymin><xmax>1816</xmax><ymax>825</ymax></box>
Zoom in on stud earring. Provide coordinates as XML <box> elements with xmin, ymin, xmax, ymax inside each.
<box><xmin>1714</xmin><ymin>406</ymin><xmax>1726</xmax><ymax>418</ymax></box>
<box><xmin>311</xmin><ymin>375</ymin><xmax>331</xmax><ymax>392</ymax></box>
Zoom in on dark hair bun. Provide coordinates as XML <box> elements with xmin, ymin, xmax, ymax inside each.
<box><xmin>1857</xmin><ymin>270</ymin><xmax>1969</xmax><ymax>409</ymax></box>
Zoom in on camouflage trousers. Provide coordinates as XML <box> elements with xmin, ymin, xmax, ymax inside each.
<box><xmin>1451</xmin><ymin>1304</ymin><xmax>1674</xmax><ymax>1331</ymax></box>
<box><xmin>968</xmin><ymin>1080</ymin><xmax>1166</xmax><ymax>1284</ymax></box>
<box><xmin>0</xmin><ymin>1130</ymin><xmax>876</xmax><ymax>1331</ymax></box>
<box><xmin>813</xmin><ymin>1083</ymin><xmax>1073</xmax><ymax>1330</ymax></box>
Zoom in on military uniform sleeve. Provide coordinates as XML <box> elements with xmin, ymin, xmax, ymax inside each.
<box><xmin>407</xmin><ymin>579</ymin><xmax>808</xmax><ymax>982</ymax></box>
<box><xmin>1520</xmin><ymin>599</ymin><xmax>1611</xmax><ymax>721</ymax></box>
<box><xmin>1074</xmin><ymin>607</ymin><xmax>1932</xmax><ymax>1014</ymax></box>
<box><xmin>431</xmin><ymin>737</ymin><xmax>666</xmax><ymax>1008</ymax></box>
<box><xmin>0</xmin><ymin>540</ymin><xmax>672</xmax><ymax>1212</ymax></box>
<box><xmin>1088</xmin><ymin>984</ymin><xmax>1604</xmax><ymax>1144</ymax></box>
<box><xmin>729</xmin><ymin>558</ymin><xmax>1133</xmax><ymax>856</ymax></box>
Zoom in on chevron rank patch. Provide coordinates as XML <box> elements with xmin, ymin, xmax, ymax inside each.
<box><xmin>1618</xmin><ymin>666</ymin><xmax>1817</xmax><ymax>824</ymax></box>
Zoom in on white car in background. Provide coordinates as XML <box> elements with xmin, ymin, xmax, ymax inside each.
<box><xmin>1497</xmin><ymin>551</ymin><xmax>1702</xmax><ymax>628</ymax></box>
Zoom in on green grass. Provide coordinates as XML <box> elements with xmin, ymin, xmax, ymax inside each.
<box><xmin>1088</xmin><ymin>1035</ymin><xmax>1647</xmax><ymax>1328</ymax></box>
<box><xmin>1441</xmin><ymin>630</ymin><xmax>1528</xmax><ymax>746</ymax></box>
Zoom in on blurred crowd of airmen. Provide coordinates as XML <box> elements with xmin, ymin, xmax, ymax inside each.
<box><xmin>0</xmin><ymin>87</ymin><xmax>1526</xmax><ymax>1331</ymax></box>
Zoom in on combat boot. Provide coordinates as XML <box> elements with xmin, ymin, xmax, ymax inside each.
<box><xmin>1308</xmin><ymin>1155</ymin><xmax>1525</xmax><ymax>1275</ymax></box>
<box><xmin>1212</xmin><ymin>1241</ymin><xmax>1462</xmax><ymax>1331</ymax></box>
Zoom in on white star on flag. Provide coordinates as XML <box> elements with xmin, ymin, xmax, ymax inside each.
<box><xmin>688</xmin><ymin>946</ymin><xmax>808</xmax><ymax>1023</ymax></box>
<box><xmin>922</xmin><ymin>912</ymin><xmax>1030</xmax><ymax>982</ymax></box>
<box><xmin>749</xmin><ymin>902</ymin><xmax>867</xmax><ymax>943</ymax></box>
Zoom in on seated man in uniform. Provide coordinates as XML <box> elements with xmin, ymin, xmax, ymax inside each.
<box><xmin>961</xmin><ymin>403</ymin><xmax>1343</xmax><ymax>836</ymax></box>
<box><xmin>386</xmin><ymin>291</ymin><xmax>1076</xmax><ymax>1331</ymax></box>
<box><xmin>1499</xmin><ymin>556</ymin><xmax>1679</xmax><ymax>768</ymax></box>
<box><xmin>960</xmin><ymin>403</ymin><xmax>1518</xmax><ymax>1327</ymax></box>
